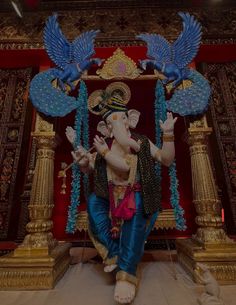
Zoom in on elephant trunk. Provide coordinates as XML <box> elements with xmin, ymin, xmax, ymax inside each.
<box><xmin>111</xmin><ymin>121</ymin><xmax>140</xmax><ymax>152</ymax></box>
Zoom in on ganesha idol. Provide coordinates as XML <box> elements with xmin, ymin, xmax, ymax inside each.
<box><xmin>66</xmin><ymin>81</ymin><xmax>177</xmax><ymax>304</ymax></box>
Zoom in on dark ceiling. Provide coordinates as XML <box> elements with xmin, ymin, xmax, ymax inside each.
<box><xmin>1</xmin><ymin>0</ymin><xmax>236</xmax><ymax>12</ymax></box>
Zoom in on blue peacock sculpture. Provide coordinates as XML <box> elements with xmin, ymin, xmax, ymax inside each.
<box><xmin>43</xmin><ymin>13</ymin><xmax>101</xmax><ymax>91</ymax></box>
<box><xmin>137</xmin><ymin>12</ymin><xmax>202</xmax><ymax>88</ymax></box>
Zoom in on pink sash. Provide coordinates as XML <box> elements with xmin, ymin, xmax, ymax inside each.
<box><xmin>111</xmin><ymin>183</ymin><xmax>141</xmax><ymax>220</ymax></box>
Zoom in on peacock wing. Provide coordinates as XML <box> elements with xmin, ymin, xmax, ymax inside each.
<box><xmin>43</xmin><ymin>14</ymin><xmax>72</xmax><ymax>70</ymax></box>
<box><xmin>172</xmin><ymin>12</ymin><xmax>202</xmax><ymax>69</ymax></box>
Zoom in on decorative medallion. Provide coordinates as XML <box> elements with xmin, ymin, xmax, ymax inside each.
<box><xmin>96</xmin><ymin>48</ymin><xmax>141</xmax><ymax>79</ymax></box>
<box><xmin>88</xmin><ymin>81</ymin><xmax>131</xmax><ymax>115</ymax></box>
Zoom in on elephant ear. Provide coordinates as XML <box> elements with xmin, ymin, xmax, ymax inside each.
<box><xmin>128</xmin><ymin>109</ymin><xmax>141</xmax><ymax>129</ymax></box>
<box><xmin>97</xmin><ymin>121</ymin><xmax>111</xmax><ymax>137</ymax></box>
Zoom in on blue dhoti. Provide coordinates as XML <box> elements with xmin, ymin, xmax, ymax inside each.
<box><xmin>87</xmin><ymin>191</ymin><xmax>158</xmax><ymax>277</ymax></box>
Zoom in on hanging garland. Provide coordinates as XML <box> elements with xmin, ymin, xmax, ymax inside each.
<box><xmin>80</xmin><ymin>81</ymin><xmax>90</xmax><ymax>200</ymax></box>
<box><xmin>66</xmin><ymin>81</ymin><xmax>88</xmax><ymax>233</ymax></box>
<box><xmin>154</xmin><ymin>81</ymin><xmax>186</xmax><ymax>231</ymax></box>
<box><xmin>169</xmin><ymin>161</ymin><xmax>186</xmax><ymax>230</ymax></box>
<box><xmin>155</xmin><ymin>81</ymin><xmax>166</xmax><ymax>177</ymax></box>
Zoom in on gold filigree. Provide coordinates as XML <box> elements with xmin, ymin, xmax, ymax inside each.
<box><xmin>154</xmin><ymin>209</ymin><xmax>176</xmax><ymax>230</ymax></box>
<box><xmin>208</xmin><ymin>265</ymin><xmax>236</xmax><ymax>282</ymax></box>
<box><xmin>177</xmin><ymin>238</ymin><xmax>236</xmax><ymax>284</ymax></box>
<box><xmin>87</xmin><ymin>225</ymin><xmax>108</xmax><ymax>261</ymax></box>
<box><xmin>88</xmin><ymin>81</ymin><xmax>131</xmax><ymax>115</ymax></box>
<box><xmin>188</xmin><ymin>117</ymin><xmax>212</xmax><ymax>146</ymax></box>
<box><xmin>0</xmin><ymin>68</ymin><xmax>31</xmax><ymax>239</ymax></box>
<box><xmin>189</xmin><ymin>116</ymin><xmax>208</xmax><ymax>129</ymax></box>
<box><xmin>97</xmin><ymin>48</ymin><xmax>141</xmax><ymax>79</ymax></box>
<box><xmin>77</xmin><ymin>211</ymin><xmax>89</xmax><ymax>232</ymax></box>
<box><xmin>192</xmin><ymin>228</ymin><xmax>232</xmax><ymax>245</ymax></box>
<box><xmin>77</xmin><ymin>209</ymin><xmax>176</xmax><ymax>231</ymax></box>
<box><xmin>0</xmin><ymin>151</ymin><xmax>14</xmax><ymax>200</ymax></box>
<box><xmin>0</xmin><ymin>243</ymin><xmax>71</xmax><ymax>290</ymax></box>
<box><xmin>11</xmin><ymin>78</ymin><xmax>28</xmax><ymax>121</ymax></box>
<box><xmin>166</xmin><ymin>79</ymin><xmax>193</xmax><ymax>94</ymax></box>
<box><xmin>1</xmin><ymin>7</ymin><xmax>236</xmax><ymax>49</ymax></box>
<box><xmin>34</xmin><ymin>113</ymin><xmax>54</xmax><ymax>134</ymax></box>
<box><xmin>116</xmin><ymin>270</ymin><xmax>138</xmax><ymax>287</ymax></box>
<box><xmin>51</xmin><ymin>78</ymin><xmax>80</xmax><ymax>94</ymax></box>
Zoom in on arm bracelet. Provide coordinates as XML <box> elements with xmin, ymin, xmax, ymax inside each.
<box><xmin>163</xmin><ymin>133</ymin><xmax>174</xmax><ymax>142</ymax></box>
<box><xmin>101</xmin><ymin>148</ymin><xmax>110</xmax><ymax>158</ymax></box>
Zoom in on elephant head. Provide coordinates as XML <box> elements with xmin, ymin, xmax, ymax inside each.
<box><xmin>97</xmin><ymin>109</ymin><xmax>141</xmax><ymax>152</ymax></box>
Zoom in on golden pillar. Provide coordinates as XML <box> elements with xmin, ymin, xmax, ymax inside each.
<box><xmin>0</xmin><ymin>114</ymin><xmax>71</xmax><ymax>290</ymax></box>
<box><xmin>176</xmin><ymin>117</ymin><xmax>236</xmax><ymax>284</ymax></box>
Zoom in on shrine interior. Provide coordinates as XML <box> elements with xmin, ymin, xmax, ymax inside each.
<box><xmin>0</xmin><ymin>1</ymin><xmax>236</xmax><ymax>304</ymax></box>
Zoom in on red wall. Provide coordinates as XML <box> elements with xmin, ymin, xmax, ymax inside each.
<box><xmin>1</xmin><ymin>44</ymin><xmax>236</xmax><ymax>69</ymax></box>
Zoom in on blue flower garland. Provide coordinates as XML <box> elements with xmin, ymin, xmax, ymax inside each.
<box><xmin>81</xmin><ymin>81</ymin><xmax>90</xmax><ymax>200</ymax></box>
<box><xmin>169</xmin><ymin>161</ymin><xmax>186</xmax><ymax>230</ymax></box>
<box><xmin>155</xmin><ymin>81</ymin><xmax>167</xmax><ymax>180</ymax></box>
<box><xmin>66</xmin><ymin>81</ymin><xmax>88</xmax><ymax>233</ymax></box>
<box><xmin>66</xmin><ymin>108</ymin><xmax>81</xmax><ymax>233</ymax></box>
<box><xmin>155</xmin><ymin>81</ymin><xmax>186</xmax><ymax>231</ymax></box>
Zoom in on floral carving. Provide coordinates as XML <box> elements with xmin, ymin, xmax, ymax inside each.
<box><xmin>0</xmin><ymin>68</ymin><xmax>31</xmax><ymax>239</ymax></box>
<box><xmin>0</xmin><ymin>151</ymin><xmax>15</xmax><ymax>200</ymax></box>
<box><xmin>204</xmin><ymin>62</ymin><xmax>236</xmax><ymax>229</ymax></box>
<box><xmin>1</xmin><ymin>6</ymin><xmax>236</xmax><ymax>49</ymax></box>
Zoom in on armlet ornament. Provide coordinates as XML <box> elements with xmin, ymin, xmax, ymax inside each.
<box><xmin>163</xmin><ymin>133</ymin><xmax>174</xmax><ymax>142</ymax></box>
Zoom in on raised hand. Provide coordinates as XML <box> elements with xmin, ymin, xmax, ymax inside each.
<box><xmin>93</xmin><ymin>135</ymin><xmax>109</xmax><ymax>155</ymax></box>
<box><xmin>159</xmin><ymin>112</ymin><xmax>177</xmax><ymax>134</ymax></box>
<box><xmin>65</xmin><ymin>126</ymin><xmax>76</xmax><ymax>145</ymax></box>
<box><xmin>71</xmin><ymin>146</ymin><xmax>89</xmax><ymax>167</ymax></box>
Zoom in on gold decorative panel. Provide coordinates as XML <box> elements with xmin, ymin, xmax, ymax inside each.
<box><xmin>1</xmin><ymin>2</ymin><xmax>236</xmax><ymax>49</ymax></box>
<box><xmin>97</xmin><ymin>48</ymin><xmax>141</xmax><ymax>79</ymax></box>
<box><xmin>77</xmin><ymin>209</ymin><xmax>176</xmax><ymax>231</ymax></box>
<box><xmin>0</xmin><ymin>68</ymin><xmax>32</xmax><ymax>240</ymax></box>
<box><xmin>203</xmin><ymin>62</ymin><xmax>236</xmax><ymax>231</ymax></box>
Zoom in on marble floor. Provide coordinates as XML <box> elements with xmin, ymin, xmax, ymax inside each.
<box><xmin>0</xmin><ymin>249</ymin><xmax>235</xmax><ymax>305</ymax></box>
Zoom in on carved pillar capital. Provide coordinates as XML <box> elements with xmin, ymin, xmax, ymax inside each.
<box><xmin>35</xmin><ymin>136</ymin><xmax>57</xmax><ymax>150</ymax></box>
<box><xmin>188</xmin><ymin>128</ymin><xmax>212</xmax><ymax>146</ymax></box>
<box><xmin>188</xmin><ymin>116</ymin><xmax>212</xmax><ymax>145</ymax></box>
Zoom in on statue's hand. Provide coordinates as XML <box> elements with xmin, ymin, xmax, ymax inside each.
<box><xmin>93</xmin><ymin>135</ymin><xmax>109</xmax><ymax>155</ymax></box>
<box><xmin>159</xmin><ymin>112</ymin><xmax>177</xmax><ymax>134</ymax></box>
<box><xmin>65</xmin><ymin>126</ymin><xmax>76</xmax><ymax>144</ymax></box>
<box><xmin>71</xmin><ymin>146</ymin><xmax>89</xmax><ymax>167</ymax></box>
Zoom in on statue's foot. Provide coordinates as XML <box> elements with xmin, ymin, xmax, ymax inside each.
<box><xmin>114</xmin><ymin>280</ymin><xmax>136</xmax><ymax>304</ymax></box>
<box><xmin>104</xmin><ymin>264</ymin><xmax>117</xmax><ymax>273</ymax></box>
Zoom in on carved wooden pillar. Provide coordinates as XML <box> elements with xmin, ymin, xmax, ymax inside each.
<box><xmin>0</xmin><ymin>114</ymin><xmax>71</xmax><ymax>290</ymax></box>
<box><xmin>176</xmin><ymin>117</ymin><xmax>236</xmax><ymax>284</ymax></box>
